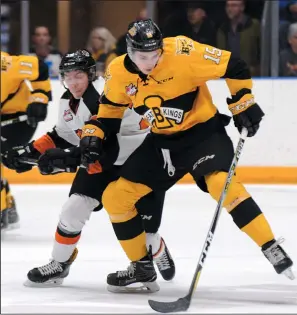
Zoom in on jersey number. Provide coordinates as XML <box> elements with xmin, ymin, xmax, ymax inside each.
<box><xmin>203</xmin><ymin>47</ymin><xmax>222</xmax><ymax>65</ymax></box>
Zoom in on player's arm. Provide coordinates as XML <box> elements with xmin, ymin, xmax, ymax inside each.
<box><xmin>222</xmin><ymin>54</ymin><xmax>264</xmax><ymax>137</ymax></box>
<box><xmin>2</xmin><ymin>125</ymin><xmax>75</xmax><ymax>173</ymax></box>
<box><xmin>32</xmin><ymin>101</ymin><xmax>83</xmax><ymax>175</ymax></box>
<box><xmin>2</xmin><ymin>97</ymin><xmax>76</xmax><ymax>173</ymax></box>
<box><xmin>26</xmin><ymin>58</ymin><xmax>52</xmax><ymax>127</ymax></box>
<box><xmin>186</xmin><ymin>38</ymin><xmax>264</xmax><ymax>137</ymax></box>
<box><xmin>80</xmin><ymin>65</ymin><xmax>131</xmax><ymax>166</ymax></box>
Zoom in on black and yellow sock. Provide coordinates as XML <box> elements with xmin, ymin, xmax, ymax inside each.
<box><xmin>205</xmin><ymin>171</ymin><xmax>275</xmax><ymax>247</ymax></box>
<box><xmin>229</xmin><ymin>198</ymin><xmax>274</xmax><ymax>246</ymax></box>
<box><xmin>102</xmin><ymin>178</ymin><xmax>152</xmax><ymax>261</ymax></box>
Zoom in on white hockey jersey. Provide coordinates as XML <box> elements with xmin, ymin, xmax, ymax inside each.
<box><xmin>52</xmin><ymin>77</ymin><xmax>149</xmax><ymax>165</ymax></box>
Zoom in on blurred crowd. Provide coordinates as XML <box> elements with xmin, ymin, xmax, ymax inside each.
<box><xmin>159</xmin><ymin>0</ymin><xmax>297</xmax><ymax>77</ymax></box>
<box><xmin>279</xmin><ymin>0</ymin><xmax>297</xmax><ymax>76</ymax></box>
<box><xmin>2</xmin><ymin>0</ymin><xmax>297</xmax><ymax>78</ymax></box>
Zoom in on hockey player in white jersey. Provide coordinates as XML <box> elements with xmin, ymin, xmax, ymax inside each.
<box><xmin>2</xmin><ymin>49</ymin><xmax>175</xmax><ymax>289</ymax></box>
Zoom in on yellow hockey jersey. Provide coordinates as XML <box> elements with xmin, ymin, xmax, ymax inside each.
<box><xmin>97</xmin><ymin>36</ymin><xmax>253</xmax><ymax>138</ymax></box>
<box><xmin>1</xmin><ymin>52</ymin><xmax>52</xmax><ymax>115</ymax></box>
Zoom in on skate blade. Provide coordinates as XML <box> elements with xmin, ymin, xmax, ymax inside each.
<box><xmin>1</xmin><ymin>223</ymin><xmax>19</xmax><ymax>234</ymax></box>
<box><xmin>23</xmin><ymin>278</ymin><xmax>64</xmax><ymax>288</ymax></box>
<box><xmin>107</xmin><ymin>281</ymin><xmax>160</xmax><ymax>293</ymax></box>
<box><xmin>282</xmin><ymin>268</ymin><xmax>295</xmax><ymax>280</ymax></box>
<box><xmin>1</xmin><ymin>222</ymin><xmax>20</xmax><ymax>232</ymax></box>
<box><xmin>8</xmin><ymin>222</ymin><xmax>20</xmax><ymax>230</ymax></box>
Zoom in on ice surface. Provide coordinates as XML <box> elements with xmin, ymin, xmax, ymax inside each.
<box><xmin>1</xmin><ymin>184</ymin><xmax>297</xmax><ymax>313</ymax></box>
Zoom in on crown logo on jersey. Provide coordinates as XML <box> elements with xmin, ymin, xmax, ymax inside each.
<box><xmin>63</xmin><ymin>109</ymin><xmax>73</xmax><ymax>122</ymax></box>
<box><xmin>175</xmin><ymin>38</ymin><xmax>195</xmax><ymax>56</ymax></box>
<box><xmin>125</xmin><ymin>83</ymin><xmax>138</xmax><ymax>96</ymax></box>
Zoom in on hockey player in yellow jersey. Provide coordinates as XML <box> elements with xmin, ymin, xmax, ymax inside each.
<box><xmin>1</xmin><ymin>52</ymin><xmax>51</xmax><ymax>231</ymax></box>
<box><xmin>79</xmin><ymin>19</ymin><xmax>294</xmax><ymax>292</ymax></box>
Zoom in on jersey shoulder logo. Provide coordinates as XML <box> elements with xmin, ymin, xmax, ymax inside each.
<box><xmin>175</xmin><ymin>37</ymin><xmax>195</xmax><ymax>56</ymax></box>
<box><xmin>1</xmin><ymin>55</ymin><xmax>12</xmax><ymax>72</ymax></box>
<box><xmin>63</xmin><ymin>109</ymin><xmax>73</xmax><ymax>122</ymax></box>
<box><xmin>125</xmin><ymin>83</ymin><xmax>138</xmax><ymax>96</ymax></box>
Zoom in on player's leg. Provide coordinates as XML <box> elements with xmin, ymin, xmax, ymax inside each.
<box><xmin>136</xmin><ymin>191</ymin><xmax>175</xmax><ymax>281</ymax></box>
<box><xmin>1</xmin><ymin>178</ymin><xmax>9</xmax><ymax>230</ymax></box>
<box><xmin>1</xmin><ymin>120</ymin><xmax>37</xmax><ymax>230</ymax></box>
<box><xmin>24</xmin><ymin>193</ymin><xmax>98</xmax><ymax>287</ymax></box>
<box><xmin>190</xmin><ymin>130</ymin><xmax>294</xmax><ymax>278</ymax></box>
<box><xmin>25</xmin><ymin>167</ymin><xmax>110</xmax><ymax>287</ymax></box>
<box><xmin>1</xmin><ymin>178</ymin><xmax>19</xmax><ymax>230</ymax></box>
<box><xmin>102</xmin><ymin>135</ymin><xmax>186</xmax><ymax>292</ymax></box>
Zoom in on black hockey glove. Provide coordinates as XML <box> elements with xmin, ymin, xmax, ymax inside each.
<box><xmin>227</xmin><ymin>88</ymin><xmax>264</xmax><ymax>137</ymax></box>
<box><xmin>1</xmin><ymin>142</ymin><xmax>41</xmax><ymax>173</ymax></box>
<box><xmin>38</xmin><ymin>147</ymin><xmax>81</xmax><ymax>175</ymax></box>
<box><xmin>80</xmin><ymin>120</ymin><xmax>104</xmax><ymax>168</ymax></box>
<box><xmin>26</xmin><ymin>92</ymin><xmax>49</xmax><ymax>127</ymax></box>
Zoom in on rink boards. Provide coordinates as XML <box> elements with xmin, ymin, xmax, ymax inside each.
<box><xmin>3</xmin><ymin>78</ymin><xmax>297</xmax><ymax>184</ymax></box>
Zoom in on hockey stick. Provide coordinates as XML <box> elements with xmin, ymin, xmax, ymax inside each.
<box><xmin>17</xmin><ymin>157</ymin><xmax>38</xmax><ymax>166</ymax></box>
<box><xmin>17</xmin><ymin>156</ymin><xmax>66</xmax><ymax>173</ymax></box>
<box><xmin>17</xmin><ymin>156</ymin><xmax>86</xmax><ymax>172</ymax></box>
<box><xmin>1</xmin><ymin>80</ymin><xmax>33</xmax><ymax>128</ymax></box>
<box><xmin>148</xmin><ymin>127</ymin><xmax>249</xmax><ymax>313</ymax></box>
<box><xmin>1</xmin><ymin>114</ymin><xmax>28</xmax><ymax>127</ymax></box>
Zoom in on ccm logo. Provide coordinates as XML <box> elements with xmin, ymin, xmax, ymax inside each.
<box><xmin>230</xmin><ymin>98</ymin><xmax>254</xmax><ymax>114</ymax></box>
<box><xmin>141</xmin><ymin>215</ymin><xmax>152</xmax><ymax>220</ymax></box>
<box><xmin>199</xmin><ymin>231</ymin><xmax>214</xmax><ymax>267</ymax></box>
<box><xmin>193</xmin><ymin>154</ymin><xmax>215</xmax><ymax>170</ymax></box>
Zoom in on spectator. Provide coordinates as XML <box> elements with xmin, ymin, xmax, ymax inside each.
<box><xmin>30</xmin><ymin>26</ymin><xmax>62</xmax><ymax>78</ymax></box>
<box><xmin>162</xmin><ymin>1</ymin><xmax>217</xmax><ymax>46</ymax></box>
<box><xmin>279</xmin><ymin>0</ymin><xmax>297</xmax><ymax>51</ymax></box>
<box><xmin>279</xmin><ymin>22</ymin><xmax>297</xmax><ymax>76</ymax></box>
<box><xmin>106</xmin><ymin>7</ymin><xmax>149</xmax><ymax>65</ymax></box>
<box><xmin>87</xmin><ymin>27</ymin><xmax>116</xmax><ymax>76</ymax></box>
<box><xmin>136</xmin><ymin>7</ymin><xmax>148</xmax><ymax>20</ymax></box>
<box><xmin>279</xmin><ymin>0</ymin><xmax>291</xmax><ymax>23</ymax></box>
<box><xmin>217</xmin><ymin>0</ymin><xmax>260</xmax><ymax>76</ymax></box>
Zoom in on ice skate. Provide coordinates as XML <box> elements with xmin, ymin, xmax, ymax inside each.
<box><xmin>147</xmin><ymin>233</ymin><xmax>175</xmax><ymax>281</ymax></box>
<box><xmin>262</xmin><ymin>238</ymin><xmax>295</xmax><ymax>280</ymax></box>
<box><xmin>24</xmin><ymin>248</ymin><xmax>78</xmax><ymax>287</ymax></box>
<box><xmin>1</xmin><ymin>208</ymin><xmax>9</xmax><ymax>231</ymax></box>
<box><xmin>107</xmin><ymin>255</ymin><xmax>159</xmax><ymax>293</ymax></box>
<box><xmin>6</xmin><ymin>195</ymin><xmax>20</xmax><ymax>230</ymax></box>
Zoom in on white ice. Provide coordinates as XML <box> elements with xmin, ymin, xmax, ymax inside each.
<box><xmin>1</xmin><ymin>184</ymin><xmax>297</xmax><ymax>313</ymax></box>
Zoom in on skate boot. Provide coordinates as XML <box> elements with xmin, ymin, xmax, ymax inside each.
<box><xmin>1</xmin><ymin>209</ymin><xmax>9</xmax><ymax>231</ymax></box>
<box><xmin>262</xmin><ymin>238</ymin><xmax>295</xmax><ymax>280</ymax></box>
<box><xmin>147</xmin><ymin>233</ymin><xmax>175</xmax><ymax>281</ymax></box>
<box><xmin>24</xmin><ymin>248</ymin><xmax>78</xmax><ymax>287</ymax></box>
<box><xmin>6</xmin><ymin>194</ymin><xmax>20</xmax><ymax>230</ymax></box>
<box><xmin>1</xmin><ymin>180</ymin><xmax>9</xmax><ymax>231</ymax></box>
<box><xmin>107</xmin><ymin>255</ymin><xmax>160</xmax><ymax>293</ymax></box>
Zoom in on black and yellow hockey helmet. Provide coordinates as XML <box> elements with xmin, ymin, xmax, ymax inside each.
<box><xmin>126</xmin><ymin>19</ymin><xmax>163</xmax><ymax>52</ymax></box>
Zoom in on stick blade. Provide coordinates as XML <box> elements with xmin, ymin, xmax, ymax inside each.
<box><xmin>148</xmin><ymin>297</ymin><xmax>190</xmax><ymax>313</ymax></box>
